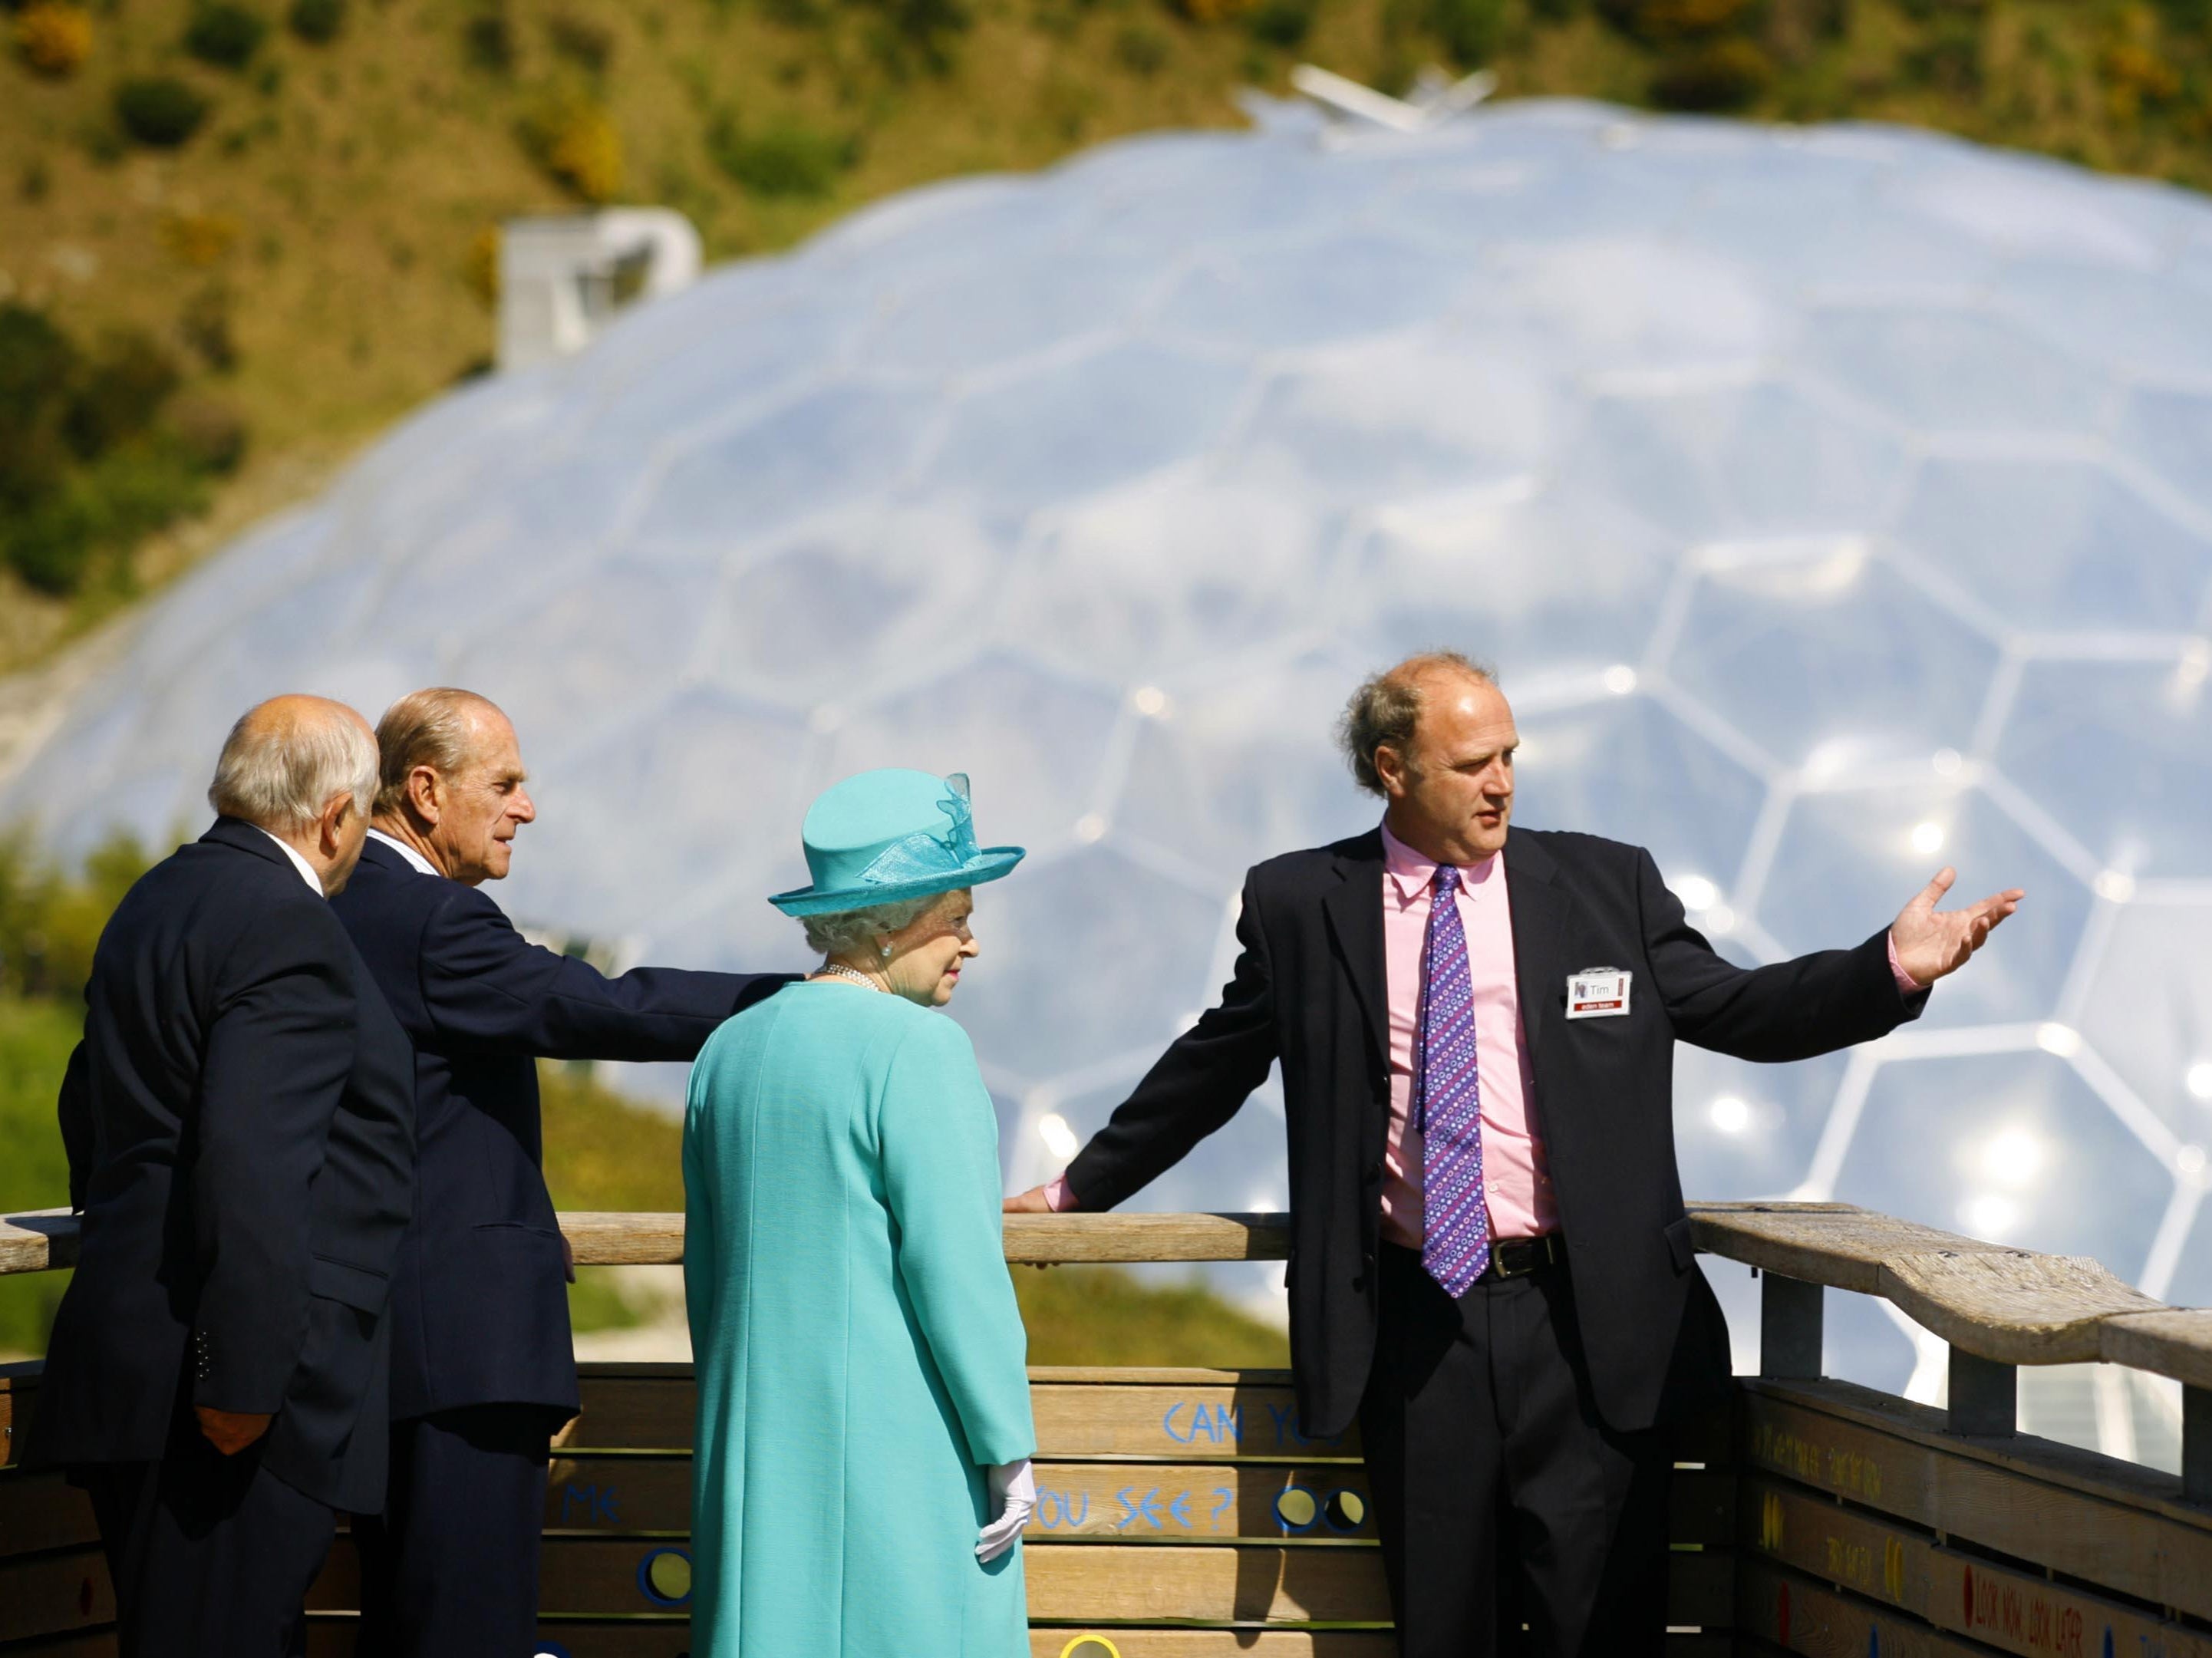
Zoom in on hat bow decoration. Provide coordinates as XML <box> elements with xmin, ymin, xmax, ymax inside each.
<box><xmin>856</xmin><ymin>773</ymin><xmax>979</xmax><ymax>886</ymax></box>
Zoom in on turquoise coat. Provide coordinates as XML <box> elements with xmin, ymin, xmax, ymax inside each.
<box><xmin>682</xmin><ymin>984</ymin><xmax>1035</xmax><ymax>1656</ymax></box>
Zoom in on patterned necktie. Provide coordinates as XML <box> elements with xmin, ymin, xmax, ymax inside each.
<box><xmin>1419</xmin><ymin>865</ymin><xmax>1491</xmax><ymax>1297</ymax></box>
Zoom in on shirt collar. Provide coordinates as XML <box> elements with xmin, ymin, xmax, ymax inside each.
<box><xmin>1380</xmin><ymin>819</ymin><xmax>1502</xmax><ymax>906</ymax></box>
<box><xmin>368</xmin><ymin>828</ymin><xmax>440</xmax><ymax>878</ymax></box>
<box><xmin>253</xmin><ymin>826</ymin><xmax>325</xmax><ymax>896</ymax></box>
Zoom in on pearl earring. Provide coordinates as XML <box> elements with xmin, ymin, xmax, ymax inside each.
<box><xmin>880</xmin><ymin>943</ymin><xmax>893</xmax><ymax>958</ymax></box>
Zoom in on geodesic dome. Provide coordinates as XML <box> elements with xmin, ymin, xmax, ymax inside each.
<box><xmin>7</xmin><ymin>97</ymin><xmax>2210</xmax><ymax>1446</ymax></box>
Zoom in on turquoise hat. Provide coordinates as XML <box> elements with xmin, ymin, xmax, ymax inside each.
<box><xmin>769</xmin><ymin>770</ymin><xmax>1024</xmax><ymax>917</ymax></box>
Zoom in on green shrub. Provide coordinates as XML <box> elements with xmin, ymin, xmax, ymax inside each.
<box><xmin>3</xmin><ymin>441</ymin><xmax>206</xmax><ymax>594</ymax></box>
<box><xmin>183</xmin><ymin>2</ymin><xmax>269</xmax><ymax>68</ymax></box>
<box><xmin>546</xmin><ymin>8</ymin><xmax>614</xmax><ymax>72</ymax></box>
<box><xmin>288</xmin><ymin>0</ymin><xmax>344</xmax><ymax>42</ymax></box>
<box><xmin>164</xmin><ymin>394</ymin><xmax>249</xmax><ymax>473</ymax></box>
<box><xmin>862</xmin><ymin>0</ymin><xmax>971</xmax><ymax>73</ymax></box>
<box><xmin>707</xmin><ymin>118</ymin><xmax>852</xmax><ymax>198</ymax></box>
<box><xmin>1248</xmin><ymin>0</ymin><xmax>1316</xmax><ymax>48</ymax></box>
<box><xmin>1650</xmin><ymin>36</ymin><xmax>1772</xmax><ymax>107</ymax></box>
<box><xmin>62</xmin><ymin>331</ymin><xmax>180</xmax><ymax>460</ymax></box>
<box><xmin>1113</xmin><ymin>21</ymin><xmax>1169</xmax><ymax>71</ymax></box>
<box><xmin>463</xmin><ymin>3</ymin><xmax>516</xmax><ymax>72</ymax></box>
<box><xmin>113</xmin><ymin>76</ymin><xmax>212</xmax><ymax>147</ymax></box>
<box><xmin>1432</xmin><ymin>0</ymin><xmax>1508</xmax><ymax>63</ymax></box>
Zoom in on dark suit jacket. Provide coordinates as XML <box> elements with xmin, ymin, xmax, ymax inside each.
<box><xmin>1063</xmin><ymin>826</ymin><xmax>1928</xmax><ymax>1439</ymax></box>
<box><xmin>25</xmin><ymin>818</ymin><xmax>415</xmax><ymax>1511</ymax></box>
<box><xmin>330</xmin><ymin>836</ymin><xmax>789</xmax><ymax>1420</ymax></box>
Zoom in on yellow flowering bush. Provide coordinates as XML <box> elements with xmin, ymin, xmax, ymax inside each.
<box><xmin>519</xmin><ymin>91</ymin><xmax>622</xmax><ymax>204</ymax></box>
<box><xmin>15</xmin><ymin>3</ymin><xmax>94</xmax><ymax>77</ymax></box>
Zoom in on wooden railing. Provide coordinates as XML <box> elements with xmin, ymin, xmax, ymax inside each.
<box><xmin>4</xmin><ymin>1201</ymin><xmax>2210</xmax><ymax>1656</ymax></box>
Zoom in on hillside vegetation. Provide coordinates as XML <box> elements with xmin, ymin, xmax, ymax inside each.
<box><xmin>6</xmin><ymin>0</ymin><xmax>2212</xmax><ymax>665</ymax></box>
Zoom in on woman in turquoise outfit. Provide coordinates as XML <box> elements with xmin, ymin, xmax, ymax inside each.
<box><xmin>683</xmin><ymin>769</ymin><xmax>1037</xmax><ymax>1656</ymax></box>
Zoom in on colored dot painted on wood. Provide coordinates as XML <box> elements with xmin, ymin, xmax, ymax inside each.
<box><xmin>637</xmin><ymin>1546</ymin><xmax>693</xmax><ymax>1607</ymax></box>
<box><xmin>1778</xmin><ymin>1582</ymin><xmax>1791</xmax><ymax>1646</ymax></box>
<box><xmin>1274</xmin><ymin>1488</ymin><xmax>1317</xmax><ymax>1529</ymax></box>
<box><xmin>1963</xmin><ymin>1564</ymin><xmax>1973</xmax><ymax>1624</ymax></box>
<box><xmin>1325</xmin><ymin>1488</ymin><xmax>1367</xmax><ymax>1531</ymax></box>
<box><xmin>1060</xmin><ymin>1639</ymin><xmax>1122</xmax><ymax>1658</ymax></box>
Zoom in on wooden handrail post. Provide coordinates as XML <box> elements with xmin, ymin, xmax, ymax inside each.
<box><xmin>2187</xmin><ymin>1384</ymin><xmax>2212</xmax><ymax>1507</ymax></box>
<box><xmin>1949</xmin><ymin>1347</ymin><xmax>2016</xmax><ymax>1437</ymax></box>
<box><xmin>1759</xmin><ymin>1273</ymin><xmax>1823</xmax><ymax>1380</ymax></box>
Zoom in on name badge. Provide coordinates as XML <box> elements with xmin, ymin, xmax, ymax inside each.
<box><xmin>1566</xmin><ymin>967</ymin><xmax>1631</xmax><ymax>1020</ymax></box>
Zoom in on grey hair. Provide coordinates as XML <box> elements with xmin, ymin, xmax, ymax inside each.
<box><xmin>1337</xmin><ymin>651</ymin><xmax>1498</xmax><ymax>796</ymax></box>
<box><xmin>206</xmin><ymin>700</ymin><xmax>378</xmax><ymax>830</ymax></box>
<box><xmin>374</xmin><ymin>687</ymin><xmax>501</xmax><ymax>816</ymax></box>
<box><xmin>799</xmin><ymin>894</ymin><xmax>939</xmax><ymax>958</ymax></box>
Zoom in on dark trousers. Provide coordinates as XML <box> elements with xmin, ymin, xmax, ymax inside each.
<box><xmin>1358</xmin><ymin>1243</ymin><xmax>1671</xmax><ymax>1658</ymax></box>
<box><xmin>352</xmin><ymin>1405</ymin><xmax>552</xmax><ymax>1658</ymax></box>
<box><xmin>77</xmin><ymin>1440</ymin><xmax>335</xmax><ymax>1658</ymax></box>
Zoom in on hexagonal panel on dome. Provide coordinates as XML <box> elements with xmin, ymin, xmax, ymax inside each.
<box><xmin>947</xmin><ymin>844</ymin><xmax>1224</xmax><ymax>1086</ymax></box>
<box><xmin>1994</xmin><ymin>655</ymin><xmax>2212</xmax><ymax>880</ymax></box>
<box><xmin>1664</xmin><ymin>543</ymin><xmax>1998</xmax><ymax>771</ymax></box>
<box><xmin>1151</xmin><ymin>231</ymin><xmax>1474</xmax><ymax>353</ymax></box>
<box><xmin>1894</xmin><ymin>455</ymin><xmax>2212</xmax><ymax>635</ymax></box>
<box><xmin>1794</xmin><ymin>304</ymin><xmax>2112</xmax><ymax>439</ymax></box>
<box><xmin>628</xmin><ymin>379</ymin><xmax>941</xmax><ymax>559</ymax></box>
<box><xmin>1835</xmin><ymin>1052</ymin><xmax>2173</xmax><ymax>1280</ymax></box>
<box><xmin>2113</xmin><ymin>382</ymin><xmax>2212</xmax><ymax>527</ymax></box>
<box><xmin>1511</xmin><ymin>696</ymin><xmax>1766</xmax><ymax>910</ymax></box>
<box><xmin>1671</xmin><ymin>1045</ymin><xmax>1849</xmax><ymax>1202</ymax></box>
<box><xmin>826</xmin><ymin>652</ymin><xmax>1125</xmax><ymax>858</ymax></box>
<box><xmin>2075</xmin><ymin>899</ymin><xmax>2212</xmax><ymax>1150</ymax></box>
<box><xmin>926</xmin><ymin>340</ymin><xmax>1253</xmax><ymax>513</ymax></box>
<box><xmin>698</xmin><ymin>504</ymin><xmax>1017</xmax><ymax>709</ymax></box>
<box><xmin>1336</xmin><ymin>489</ymin><xmax>1676</xmax><ymax>682</ymax></box>
<box><xmin>1758</xmin><ymin>780</ymin><xmax>2089</xmax><ymax>1028</ymax></box>
<box><xmin>1558</xmin><ymin>381</ymin><xmax>1902</xmax><ymax>544</ymax></box>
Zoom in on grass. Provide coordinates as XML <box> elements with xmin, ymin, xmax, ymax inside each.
<box><xmin>8</xmin><ymin>0</ymin><xmax>2212</xmax><ymax>667</ymax></box>
<box><xmin>0</xmin><ymin>996</ymin><xmax>82</xmax><ymax>1359</ymax></box>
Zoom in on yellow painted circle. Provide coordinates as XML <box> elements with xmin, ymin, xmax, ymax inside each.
<box><xmin>1328</xmin><ymin>1489</ymin><xmax>1366</xmax><ymax>1528</ymax></box>
<box><xmin>647</xmin><ymin>1550</ymin><xmax>693</xmax><ymax>1600</ymax></box>
<box><xmin>1059</xmin><ymin>1639</ymin><xmax>1122</xmax><ymax>1658</ymax></box>
<box><xmin>1274</xmin><ymin>1487</ymin><xmax>1319</xmax><ymax>1528</ymax></box>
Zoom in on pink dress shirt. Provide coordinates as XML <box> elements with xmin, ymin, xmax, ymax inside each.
<box><xmin>1041</xmin><ymin>827</ymin><xmax>1926</xmax><ymax>1230</ymax></box>
<box><xmin>1376</xmin><ymin>822</ymin><xmax>1556</xmax><ymax>1248</ymax></box>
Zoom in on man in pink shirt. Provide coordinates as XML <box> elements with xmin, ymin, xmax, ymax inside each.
<box><xmin>1008</xmin><ymin>651</ymin><xmax>2022</xmax><ymax>1657</ymax></box>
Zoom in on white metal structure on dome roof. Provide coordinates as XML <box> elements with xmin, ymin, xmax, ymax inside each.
<box><xmin>5</xmin><ymin>98</ymin><xmax>2210</xmax><ymax>1452</ymax></box>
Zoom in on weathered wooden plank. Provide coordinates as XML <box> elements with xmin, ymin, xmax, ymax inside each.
<box><xmin>1027</xmin><ymin>1542</ymin><xmax>1386</xmax><ymax>1623</ymax></box>
<box><xmin>1742</xmin><ymin>1474</ymin><xmax>2212</xmax><ymax>1658</ymax></box>
<box><xmin>1006</xmin><ymin>1214</ymin><xmax>1294</xmax><ymax>1264</ymax></box>
<box><xmin>1741</xmin><ymin>1379</ymin><xmax>2212</xmax><ymax>1620</ymax></box>
<box><xmin>0</xmin><ymin>1466</ymin><xmax>100</xmax><ymax>1555</ymax></box>
<box><xmin>1029</xmin><ymin>1637</ymin><xmax>1394</xmax><ymax>1658</ymax></box>
<box><xmin>555</xmin><ymin>1367</ymin><xmax>696</xmax><ymax>1452</ymax></box>
<box><xmin>0</xmin><ymin>1209</ymin><xmax>77</xmax><ymax>1277</ymax></box>
<box><xmin>1685</xmin><ymin>1205</ymin><xmax>2008</xmax><ymax>1297</ymax></box>
<box><xmin>0</xmin><ymin>1633</ymin><xmax>117</xmax><ymax>1657</ymax></box>
<box><xmin>559</xmin><ymin>1211</ymin><xmax>686</xmax><ymax>1267</ymax></box>
<box><xmin>2102</xmin><ymin>1306</ymin><xmax>2212</xmax><ymax>1391</ymax></box>
<box><xmin>1030</xmin><ymin>1383</ymin><xmax>1358</xmax><ymax>1461</ymax></box>
<box><xmin>1736</xmin><ymin>1558</ymin><xmax>1998</xmax><ymax>1658</ymax></box>
<box><xmin>0</xmin><ymin>1546</ymin><xmax>114</xmax><ymax>1643</ymax></box>
<box><xmin>1881</xmin><ymin>1250</ymin><xmax>2161</xmax><ymax>1367</ymax></box>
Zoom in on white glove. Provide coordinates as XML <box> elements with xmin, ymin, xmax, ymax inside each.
<box><xmin>976</xmin><ymin>1458</ymin><xmax>1035</xmax><ymax>1562</ymax></box>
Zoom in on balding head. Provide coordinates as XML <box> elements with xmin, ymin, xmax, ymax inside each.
<box><xmin>208</xmin><ymin>695</ymin><xmax>378</xmax><ymax>831</ymax></box>
<box><xmin>1337</xmin><ymin>651</ymin><xmax>1498</xmax><ymax>796</ymax></box>
<box><xmin>372</xmin><ymin>688</ymin><xmax>536</xmax><ymax>885</ymax></box>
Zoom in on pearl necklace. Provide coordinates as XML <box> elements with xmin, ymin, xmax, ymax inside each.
<box><xmin>812</xmin><ymin>963</ymin><xmax>885</xmax><ymax>993</ymax></box>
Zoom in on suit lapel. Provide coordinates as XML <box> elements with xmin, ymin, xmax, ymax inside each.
<box><xmin>1505</xmin><ymin>829</ymin><xmax>1571</xmax><ymax>1077</ymax></box>
<box><xmin>1320</xmin><ymin>832</ymin><xmax>1390</xmax><ymax>1070</ymax></box>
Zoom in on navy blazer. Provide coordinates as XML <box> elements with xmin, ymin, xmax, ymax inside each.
<box><xmin>1064</xmin><ymin>827</ymin><xmax>1930</xmax><ymax>1439</ymax></box>
<box><xmin>331</xmin><ymin>836</ymin><xmax>790</xmax><ymax>1419</ymax></box>
<box><xmin>26</xmin><ymin>819</ymin><xmax>415</xmax><ymax>1511</ymax></box>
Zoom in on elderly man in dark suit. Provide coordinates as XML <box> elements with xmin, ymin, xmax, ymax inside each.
<box><xmin>1009</xmin><ymin>651</ymin><xmax>2024</xmax><ymax>1657</ymax></box>
<box><xmin>25</xmin><ymin>695</ymin><xmax>414</xmax><ymax>1657</ymax></box>
<box><xmin>330</xmin><ymin>686</ymin><xmax>790</xmax><ymax>1658</ymax></box>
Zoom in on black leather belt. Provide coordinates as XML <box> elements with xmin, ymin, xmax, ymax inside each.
<box><xmin>1485</xmin><ymin>1232</ymin><xmax>1564</xmax><ymax>1281</ymax></box>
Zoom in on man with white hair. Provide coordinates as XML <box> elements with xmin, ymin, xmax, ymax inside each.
<box><xmin>331</xmin><ymin>686</ymin><xmax>791</xmax><ymax>1658</ymax></box>
<box><xmin>24</xmin><ymin>694</ymin><xmax>416</xmax><ymax>1657</ymax></box>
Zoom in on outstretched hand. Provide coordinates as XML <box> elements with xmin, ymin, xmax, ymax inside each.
<box><xmin>1004</xmin><ymin>1185</ymin><xmax>1055</xmax><ymax>1214</ymax></box>
<box><xmin>1891</xmin><ymin>867</ymin><xmax>2024</xmax><ymax>987</ymax></box>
